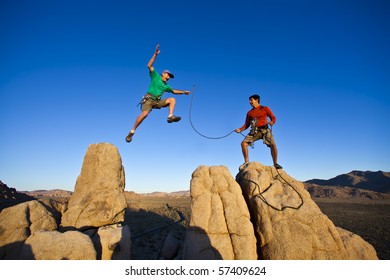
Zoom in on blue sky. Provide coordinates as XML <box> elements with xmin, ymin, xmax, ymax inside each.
<box><xmin>1</xmin><ymin>0</ymin><xmax>389</xmax><ymax>193</ymax></box>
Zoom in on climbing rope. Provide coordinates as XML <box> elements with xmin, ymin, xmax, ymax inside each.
<box><xmin>188</xmin><ymin>86</ymin><xmax>303</xmax><ymax>211</ymax></box>
<box><xmin>188</xmin><ymin>85</ymin><xmax>245</xmax><ymax>139</ymax></box>
<box><xmin>244</xmin><ymin>167</ymin><xmax>304</xmax><ymax>211</ymax></box>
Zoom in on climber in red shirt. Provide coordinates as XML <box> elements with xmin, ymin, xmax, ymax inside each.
<box><xmin>235</xmin><ymin>94</ymin><xmax>282</xmax><ymax>169</ymax></box>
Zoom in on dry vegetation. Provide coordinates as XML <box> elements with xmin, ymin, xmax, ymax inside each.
<box><xmin>124</xmin><ymin>195</ymin><xmax>390</xmax><ymax>260</ymax></box>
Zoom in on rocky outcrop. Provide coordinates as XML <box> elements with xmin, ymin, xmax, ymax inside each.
<box><xmin>0</xmin><ymin>180</ymin><xmax>35</xmax><ymax>212</ymax></box>
<box><xmin>1</xmin><ymin>144</ymin><xmax>380</xmax><ymax>260</ymax></box>
<box><xmin>183</xmin><ymin>163</ymin><xmax>378</xmax><ymax>260</ymax></box>
<box><xmin>86</xmin><ymin>223</ymin><xmax>132</xmax><ymax>260</ymax></box>
<box><xmin>159</xmin><ymin>231</ymin><xmax>181</xmax><ymax>260</ymax></box>
<box><xmin>236</xmin><ymin>162</ymin><xmax>378</xmax><ymax>260</ymax></box>
<box><xmin>182</xmin><ymin>165</ymin><xmax>257</xmax><ymax>260</ymax></box>
<box><xmin>61</xmin><ymin>143</ymin><xmax>127</xmax><ymax>230</ymax></box>
<box><xmin>0</xmin><ymin>143</ymin><xmax>131</xmax><ymax>260</ymax></box>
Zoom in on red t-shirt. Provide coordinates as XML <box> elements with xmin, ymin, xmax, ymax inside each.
<box><xmin>239</xmin><ymin>105</ymin><xmax>276</xmax><ymax>131</ymax></box>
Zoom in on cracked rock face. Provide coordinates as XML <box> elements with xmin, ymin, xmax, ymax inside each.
<box><xmin>182</xmin><ymin>165</ymin><xmax>257</xmax><ymax>260</ymax></box>
<box><xmin>0</xmin><ymin>200</ymin><xmax>58</xmax><ymax>259</ymax></box>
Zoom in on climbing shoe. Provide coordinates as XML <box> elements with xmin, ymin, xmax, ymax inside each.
<box><xmin>274</xmin><ymin>163</ymin><xmax>283</xmax><ymax>169</ymax></box>
<box><xmin>125</xmin><ymin>131</ymin><xmax>135</xmax><ymax>143</ymax></box>
<box><xmin>167</xmin><ymin>115</ymin><xmax>181</xmax><ymax>123</ymax></box>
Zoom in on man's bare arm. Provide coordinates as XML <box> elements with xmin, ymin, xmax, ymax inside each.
<box><xmin>147</xmin><ymin>44</ymin><xmax>160</xmax><ymax>72</ymax></box>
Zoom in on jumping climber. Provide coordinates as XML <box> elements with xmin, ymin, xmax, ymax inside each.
<box><xmin>125</xmin><ymin>44</ymin><xmax>190</xmax><ymax>143</ymax></box>
<box><xmin>235</xmin><ymin>94</ymin><xmax>282</xmax><ymax>169</ymax></box>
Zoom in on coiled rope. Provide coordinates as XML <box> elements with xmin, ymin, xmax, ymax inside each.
<box><xmin>245</xmin><ymin>167</ymin><xmax>304</xmax><ymax>211</ymax></box>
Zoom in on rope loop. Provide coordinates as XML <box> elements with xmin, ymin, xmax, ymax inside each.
<box><xmin>189</xmin><ymin>85</ymin><xmax>244</xmax><ymax>139</ymax></box>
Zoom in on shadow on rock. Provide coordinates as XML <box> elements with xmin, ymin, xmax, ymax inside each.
<box><xmin>124</xmin><ymin>206</ymin><xmax>188</xmax><ymax>260</ymax></box>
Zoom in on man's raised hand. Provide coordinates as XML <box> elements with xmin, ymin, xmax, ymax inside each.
<box><xmin>155</xmin><ymin>44</ymin><xmax>160</xmax><ymax>55</ymax></box>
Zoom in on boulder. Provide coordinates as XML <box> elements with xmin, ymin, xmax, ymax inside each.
<box><xmin>0</xmin><ymin>200</ymin><xmax>58</xmax><ymax>259</ymax></box>
<box><xmin>337</xmin><ymin>227</ymin><xmax>378</xmax><ymax>259</ymax></box>
<box><xmin>159</xmin><ymin>231</ymin><xmax>180</xmax><ymax>260</ymax></box>
<box><xmin>36</xmin><ymin>198</ymin><xmax>67</xmax><ymax>225</ymax></box>
<box><xmin>61</xmin><ymin>143</ymin><xmax>127</xmax><ymax>230</ymax></box>
<box><xmin>236</xmin><ymin>162</ymin><xmax>378</xmax><ymax>260</ymax></box>
<box><xmin>19</xmin><ymin>230</ymin><xmax>96</xmax><ymax>260</ymax></box>
<box><xmin>183</xmin><ymin>165</ymin><xmax>257</xmax><ymax>260</ymax></box>
<box><xmin>87</xmin><ymin>223</ymin><xmax>131</xmax><ymax>260</ymax></box>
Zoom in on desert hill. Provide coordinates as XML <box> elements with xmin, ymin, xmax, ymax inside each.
<box><xmin>0</xmin><ymin>180</ymin><xmax>35</xmax><ymax>211</ymax></box>
<box><xmin>140</xmin><ymin>191</ymin><xmax>190</xmax><ymax>197</ymax></box>
<box><xmin>21</xmin><ymin>189</ymin><xmax>73</xmax><ymax>198</ymax></box>
<box><xmin>304</xmin><ymin>184</ymin><xmax>390</xmax><ymax>200</ymax></box>
<box><xmin>305</xmin><ymin>170</ymin><xmax>390</xmax><ymax>194</ymax></box>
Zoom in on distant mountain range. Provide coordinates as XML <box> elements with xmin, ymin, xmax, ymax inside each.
<box><xmin>304</xmin><ymin>170</ymin><xmax>390</xmax><ymax>194</ymax></box>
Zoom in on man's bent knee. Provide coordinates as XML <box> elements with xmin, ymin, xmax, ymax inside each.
<box><xmin>166</xmin><ymin>97</ymin><xmax>176</xmax><ymax>104</ymax></box>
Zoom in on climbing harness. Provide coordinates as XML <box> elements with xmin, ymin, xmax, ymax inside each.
<box><xmin>189</xmin><ymin>85</ymin><xmax>246</xmax><ymax>139</ymax></box>
<box><xmin>249</xmin><ymin>118</ymin><xmax>259</xmax><ymax>135</ymax></box>
<box><xmin>249</xmin><ymin>121</ymin><xmax>270</xmax><ymax>149</ymax></box>
<box><xmin>136</xmin><ymin>93</ymin><xmax>161</xmax><ymax>109</ymax></box>
<box><xmin>244</xmin><ymin>167</ymin><xmax>304</xmax><ymax>211</ymax></box>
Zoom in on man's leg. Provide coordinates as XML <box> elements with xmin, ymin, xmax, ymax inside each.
<box><xmin>264</xmin><ymin>129</ymin><xmax>282</xmax><ymax>169</ymax></box>
<box><xmin>270</xmin><ymin>144</ymin><xmax>278</xmax><ymax>165</ymax></box>
<box><xmin>270</xmin><ymin>144</ymin><xmax>282</xmax><ymax>169</ymax></box>
<box><xmin>165</xmin><ymin>97</ymin><xmax>181</xmax><ymax>123</ymax></box>
<box><xmin>241</xmin><ymin>141</ymin><xmax>250</xmax><ymax>163</ymax></box>
<box><xmin>132</xmin><ymin>111</ymin><xmax>149</xmax><ymax>131</ymax></box>
<box><xmin>126</xmin><ymin>111</ymin><xmax>149</xmax><ymax>142</ymax></box>
<box><xmin>165</xmin><ymin>97</ymin><xmax>176</xmax><ymax>116</ymax></box>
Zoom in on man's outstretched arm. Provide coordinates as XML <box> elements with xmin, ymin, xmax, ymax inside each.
<box><xmin>147</xmin><ymin>44</ymin><xmax>160</xmax><ymax>72</ymax></box>
<box><xmin>172</xmin><ymin>89</ymin><xmax>190</xmax><ymax>95</ymax></box>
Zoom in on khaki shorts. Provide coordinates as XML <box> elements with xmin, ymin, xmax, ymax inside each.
<box><xmin>141</xmin><ymin>97</ymin><xmax>168</xmax><ymax>112</ymax></box>
<box><xmin>243</xmin><ymin>127</ymin><xmax>275</xmax><ymax>147</ymax></box>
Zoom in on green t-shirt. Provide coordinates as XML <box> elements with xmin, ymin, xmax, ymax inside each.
<box><xmin>147</xmin><ymin>69</ymin><xmax>173</xmax><ymax>99</ymax></box>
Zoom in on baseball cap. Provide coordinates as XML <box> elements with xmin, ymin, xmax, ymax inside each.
<box><xmin>162</xmin><ymin>70</ymin><xmax>174</xmax><ymax>79</ymax></box>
